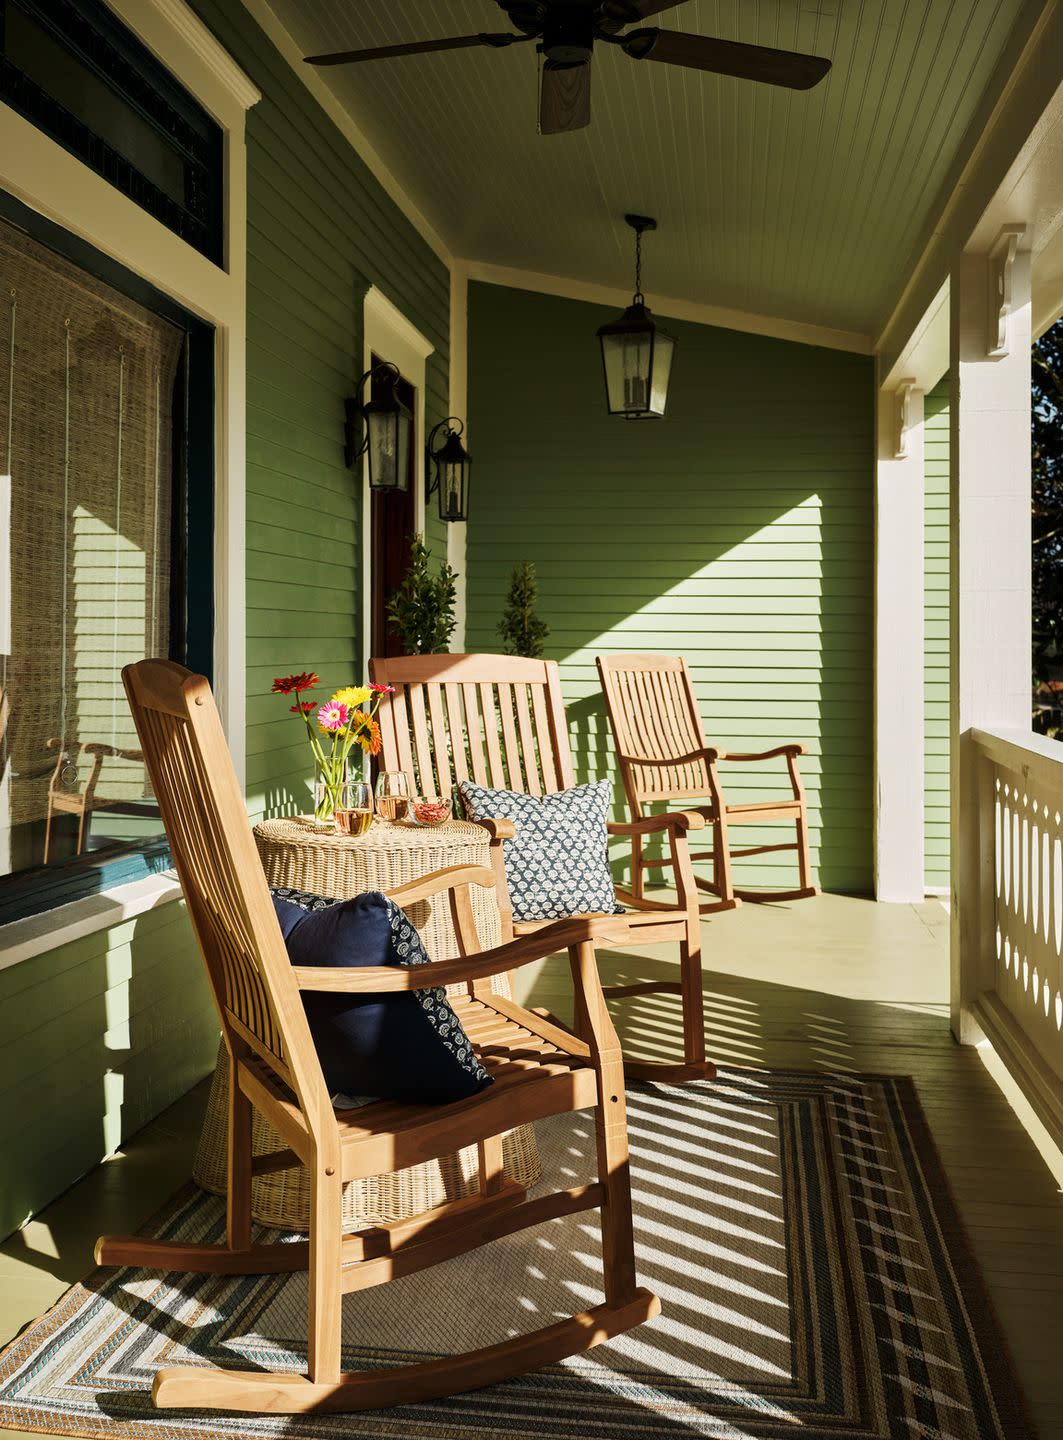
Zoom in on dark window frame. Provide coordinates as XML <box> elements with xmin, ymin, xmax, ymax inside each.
<box><xmin>0</xmin><ymin>186</ymin><xmax>214</xmax><ymax>927</ymax></box>
<box><xmin>0</xmin><ymin>0</ymin><xmax>224</xmax><ymax>264</ymax></box>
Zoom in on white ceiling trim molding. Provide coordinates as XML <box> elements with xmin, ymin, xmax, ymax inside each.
<box><xmin>240</xmin><ymin>0</ymin><xmax>452</xmax><ymax>266</ymax></box>
<box><xmin>875</xmin><ymin>0</ymin><xmax>1061</xmax><ymax>377</ymax></box>
<box><xmin>463</xmin><ymin>260</ymin><xmax>873</xmax><ymax>356</ymax></box>
<box><xmin>121</xmin><ymin>0</ymin><xmax>260</xmax><ymax>113</ymax></box>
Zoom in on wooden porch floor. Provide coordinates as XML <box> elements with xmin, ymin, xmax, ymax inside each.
<box><xmin>2</xmin><ymin>894</ymin><xmax>1063</xmax><ymax>1434</ymax></box>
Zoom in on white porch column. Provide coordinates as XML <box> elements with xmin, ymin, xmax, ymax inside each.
<box><xmin>950</xmin><ymin>237</ymin><xmax>1032</xmax><ymax>1043</ymax></box>
<box><xmin>875</xmin><ymin>379</ymin><xmax>926</xmax><ymax>901</ymax></box>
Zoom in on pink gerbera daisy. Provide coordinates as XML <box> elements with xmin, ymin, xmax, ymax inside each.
<box><xmin>317</xmin><ymin>701</ymin><xmax>350</xmax><ymax>734</ymax></box>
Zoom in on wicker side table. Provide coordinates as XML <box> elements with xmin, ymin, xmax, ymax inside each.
<box><xmin>193</xmin><ymin>816</ymin><xmax>541</xmax><ymax>1233</ymax></box>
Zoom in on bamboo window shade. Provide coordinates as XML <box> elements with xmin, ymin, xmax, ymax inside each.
<box><xmin>0</xmin><ymin>217</ymin><xmax>183</xmax><ymax>865</ymax></box>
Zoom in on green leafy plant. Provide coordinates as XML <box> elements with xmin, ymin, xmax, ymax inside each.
<box><xmin>385</xmin><ymin>534</ymin><xmax>458</xmax><ymax>654</ymax></box>
<box><xmin>498</xmin><ymin>560</ymin><xmax>549</xmax><ymax>659</ymax></box>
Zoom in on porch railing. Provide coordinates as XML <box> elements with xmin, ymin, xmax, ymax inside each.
<box><xmin>966</xmin><ymin>727</ymin><xmax>1063</xmax><ymax>1145</ymax></box>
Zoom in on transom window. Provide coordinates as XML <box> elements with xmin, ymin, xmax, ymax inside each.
<box><xmin>0</xmin><ymin>0</ymin><xmax>224</xmax><ymax>263</ymax></box>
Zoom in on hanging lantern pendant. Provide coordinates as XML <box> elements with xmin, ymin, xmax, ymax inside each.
<box><xmin>597</xmin><ymin>214</ymin><xmax>676</xmax><ymax>419</ymax></box>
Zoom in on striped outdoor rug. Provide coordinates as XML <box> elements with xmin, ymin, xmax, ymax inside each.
<box><xmin>0</xmin><ymin>1069</ymin><xmax>1035</xmax><ymax>1439</ymax></box>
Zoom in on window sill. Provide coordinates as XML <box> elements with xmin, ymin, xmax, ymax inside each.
<box><xmin>0</xmin><ymin>871</ymin><xmax>184</xmax><ymax>972</ymax></box>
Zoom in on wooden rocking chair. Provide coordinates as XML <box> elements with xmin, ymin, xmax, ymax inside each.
<box><xmin>370</xmin><ymin>653</ymin><xmax>714</xmax><ymax>1084</ymax></box>
<box><xmin>94</xmin><ymin>660</ymin><xmax>659</xmax><ymax>1414</ymax></box>
<box><xmin>42</xmin><ymin>738</ymin><xmax>155</xmax><ymax>863</ymax></box>
<box><xmin>597</xmin><ymin>653</ymin><xmax>819</xmax><ymax>911</ymax></box>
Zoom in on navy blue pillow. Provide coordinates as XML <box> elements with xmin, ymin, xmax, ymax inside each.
<box><xmin>271</xmin><ymin>887</ymin><xmax>491</xmax><ymax>1106</ymax></box>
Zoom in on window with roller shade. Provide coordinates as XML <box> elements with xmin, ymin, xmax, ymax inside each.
<box><xmin>0</xmin><ymin>208</ymin><xmax>212</xmax><ymax>918</ymax></box>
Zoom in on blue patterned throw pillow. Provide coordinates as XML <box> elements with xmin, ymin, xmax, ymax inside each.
<box><xmin>271</xmin><ymin>886</ymin><xmax>491</xmax><ymax>1106</ymax></box>
<box><xmin>457</xmin><ymin>780</ymin><xmax>622</xmax><ymax>922</ymax></box>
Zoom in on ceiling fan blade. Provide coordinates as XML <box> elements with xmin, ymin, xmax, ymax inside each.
<box><xmin>621</xmin><ymin>28</ymin><xmax>831</xmax><ymax>89</ymax></box>
<box><xmin>305</xmin><ymin>32</ymin><xmax>527</xmax><ymax>66</ymax></box>
<box><xmin>601</xmin><ymin>0</ymin><xmax>690</xmax><ymax>22</ymax></box>
<box><xmin>539</xmin><ymin>60</ymin><xmax>591</xmax><ymax>134</ymax></box>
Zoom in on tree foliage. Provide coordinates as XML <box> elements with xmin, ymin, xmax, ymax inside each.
<box><xmin>498</xmin><ymin>560</ymin><xmax>549</xmax><ymax>659</ymax></box>
<box><xmin>1033</xmin><ymin>321</ymin><xmax>1063</xmax><ymax>682</ymax></box>
<box><xmin>385</xmin><ymin>534</ymin><xmax>458</xmax><ymax>655</ymax></box>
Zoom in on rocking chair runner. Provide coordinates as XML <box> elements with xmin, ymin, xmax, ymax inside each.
<box><xmin>597</xmin><ymin>653</ymin><xmax>819</xmax><ymax>911</ymax></box>
<box><xmin>369</xmin><ymin>653</ymin><xmax>714</xmax><ymax>1083</ymax></box>
<box><xmin>94</xmin><ymin>660</ymin><xmax>659</xmax><ymax>1415</ymax></box>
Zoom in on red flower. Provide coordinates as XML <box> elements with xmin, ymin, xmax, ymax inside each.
<box><xmin>272</xmin><ymin>672</ymin><xmax>320</xmax><ymax>695</ymax></box>
<box><xmin>370</xmin><ymin>683</ymin><xmax>396</xmax><ymax>694</ymax></box>
<box><xmin>289</xmin><ymin>701</ymin><xmax>315</xmax><ymax>715</ymax></box>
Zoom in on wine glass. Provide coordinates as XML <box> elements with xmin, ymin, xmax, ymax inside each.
<box><xmin>334</xmin><ymin>780</ymin><xmax>373</xmax><ymax>836</ymax></box>
<box><xmin>375</xmin><ymin>770</ymin><xmax>411</xmax><ymax>823</ymax></box>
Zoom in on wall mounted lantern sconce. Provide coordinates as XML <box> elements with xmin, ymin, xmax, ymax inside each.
<box><xmin>597</xmin><ymin>213</ymin><xmax>676</xmax><ymax>418</ymax></box>
<box><xmin>344</xmin><ymin>360</ymin><xmax>412</xmax><ymax>489</ymax></box>
<box><xmin>426</xmin><ymin>416</ymin><xmax>470</xmax><ymax>522</ymax></box>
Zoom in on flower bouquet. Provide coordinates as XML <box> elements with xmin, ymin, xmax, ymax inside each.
<box><xmin>272</xmin><ymin>671</ymin><xmax>394</xmax><ymax>828</ymax></box>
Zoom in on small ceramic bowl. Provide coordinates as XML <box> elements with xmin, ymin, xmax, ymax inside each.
<box><xmin>410</xmin><ymin>795</ymin><xmax>451</xmax><ymax>827</ymax></box>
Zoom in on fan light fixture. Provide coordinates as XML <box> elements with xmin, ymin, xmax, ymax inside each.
<box><xmin>303</xmin><ymin>4</ymin><xmax>831</xmax><ymax>139</ymax></box>
<box><xmin>344</xmin><ymin>361</ymin><xmax>412</xmax><ymax>490</ymax></box>
<box><xmin>426</xmin><ymin>417</ymin><xmax>471</xmax><ymax>522</ymax></box>
<box><xmin>597</xmin><ymin>214</ymin><xmax>675</xmax><ymax>419</ymax></box>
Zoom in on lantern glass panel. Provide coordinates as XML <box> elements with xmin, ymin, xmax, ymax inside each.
<box><xmin>441</xmin><ymin>460</ymin><xmax>465</xmax><ymax>520</ymax></box>
<box><xmin>601</xmin><ymin>330</ymin><xmax>650</xmax><ymax>416</ymax></box>
<box><xmin>367</xmin><ymin>402</ymin><xmax>411</xmax><ymax>490</ymax></box>
<box><xmin>649</xmin><ymin>330</ymin><xmax>675</xmax><ymax>416</ymax></box>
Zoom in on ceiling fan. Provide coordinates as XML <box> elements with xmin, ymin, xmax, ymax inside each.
<box><xmin>304</xmin><ymin>1</ymin><xmax>832</xmax><ymax>136</ymax></box>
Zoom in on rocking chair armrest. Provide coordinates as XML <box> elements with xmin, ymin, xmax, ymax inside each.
<box><xmin>384</xmin><ymin>864</ymin><xmax>495</xmax><ymax>908</ymax></box>
<box><xmin>472</xmin><ymin>816</ymin><xmax>518</xmax><ymax>842</ymax></box>
<box><xmin>617</xmin><ymin>748</ymin><xmax>724</xmax><ymax>767</ymax></box>
<box><xmin>291</xmin><ymin>915</ymin><xmax>627</xmax><ymax>995</ymax></box>
<box><xmin>607</xmin><ymin>812</ymin><xmax>707</xmax><ymax>838</ymax></box>
<box><xmin>725</xmin><ymin>744</ymin><xmax>807</xmax><ymax>762</ymax></box>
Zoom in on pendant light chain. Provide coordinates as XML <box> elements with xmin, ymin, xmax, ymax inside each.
<box><xmin>633</xmin><ymin>226</ymin><xmax>644</xmax><ymax>305</ymax></box>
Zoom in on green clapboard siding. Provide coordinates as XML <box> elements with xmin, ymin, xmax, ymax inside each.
<box><xmin>189</xmin><ymin>0</ymin><xmax>451</xmax><ymax>823</ymax></box>
<box><xmin>0</xmin><ymin>901</ymin><xmax>216</xmax><ymax>1238</ymax></box>
<box><xmin>2</xmin><ymin>4</ymin><xmax>450</xmax><ymax>1237</ymax></box>
<box><xmin>465</xmin><ymin>283</ymin><xmax>875</xmax><ymax>895</ymax></box>
<box><xmin>925</xmin><ymin>376</ymin><xmax>951</xmax><ymax>889</ymax></box>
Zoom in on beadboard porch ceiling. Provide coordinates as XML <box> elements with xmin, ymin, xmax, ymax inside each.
<box><xmin>260</xmin><ymin>0</ymin><xmax>1043</xmax><ymax>340</ymax></box>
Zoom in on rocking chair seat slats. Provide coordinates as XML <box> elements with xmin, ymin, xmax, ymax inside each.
<box><xmin>93</xmin><ymin>660</ymin><xmax>658</xmax><ymax>1415</ymax></box>
<box><xmin>237</xmin><ymin>998</ymin><xmax>599</xmax><ymax>1180</ymax></box>
<box><xmin>370</xmin><ymin>653</ymin><xmax>713</xmax><ymax>1082</ymax></box>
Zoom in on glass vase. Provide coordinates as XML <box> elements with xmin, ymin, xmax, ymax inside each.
<box><xmin>311</xmin><ymin>759</ymin><xmax>348</xmax><ymax>831</ymax></box>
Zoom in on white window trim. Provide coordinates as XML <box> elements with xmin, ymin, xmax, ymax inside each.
<box><xmin>0</xmin><ymin>873</ymin><xmax>185</xmax><ymax>972</ymax></box>
<box><xmin>360</xmin><ymin>286</ymin><xmax>434</xmax><ymax>671</ymax></box>
<box><xmin>0</xmin><ymin>0</ymin><xmax>258</xmax><ymax>962</ymax></box>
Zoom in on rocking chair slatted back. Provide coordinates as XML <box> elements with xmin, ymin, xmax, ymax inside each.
<box><xmin>371</xmin><ymin>655</ymin><xmax>575</xmax><ymax>802</ymax></box>
<box><xmin>597</xmin><ymin>654</ymin><xmax>713</xmax><ymax>806</ymax></box>
<box><xmin>122</xmin><ymin>660</ymin><xmax>330</xmax><ymax>1126</ymax></box>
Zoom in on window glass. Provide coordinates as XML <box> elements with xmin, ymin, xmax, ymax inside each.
<box><xmin>0</xmin><ymin>216</ymin><xmax>184</xmax><ymax>881</ymax></box>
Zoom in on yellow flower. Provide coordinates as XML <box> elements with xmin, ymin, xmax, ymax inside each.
<box><xmin>331</xmin><ymin>685</ymin><xmax>371</xmax><ymax>708</ymax></box>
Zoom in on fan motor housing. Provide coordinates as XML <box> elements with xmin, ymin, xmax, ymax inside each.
<box><xmin>543</xmin><ymin>21</ymin><xmax>594</xmax><ymax>64</ymax></box>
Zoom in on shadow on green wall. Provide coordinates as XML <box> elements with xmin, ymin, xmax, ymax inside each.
<box><xmin>0</xmin><ymin>902</ymin><xmax>215</xmax><ymax>1242</ymax></box>
<box><xmin>465</xmin><ymin>284</ymin><xmax>874</xmax><ymax>895</ymax></box>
